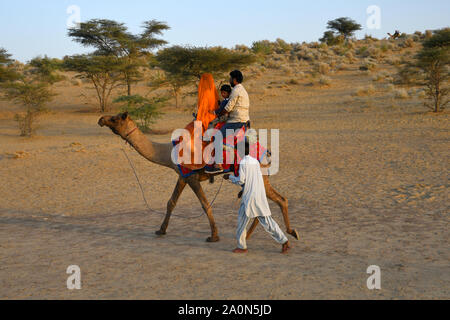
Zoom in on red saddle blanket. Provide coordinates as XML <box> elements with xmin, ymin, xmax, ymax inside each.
<box><xmin>172</xmin><ymin>122</ymin><xmax>268</xmax><ymax>178</ymax></box>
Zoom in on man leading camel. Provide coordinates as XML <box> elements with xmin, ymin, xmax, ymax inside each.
<box><xmin>206</xmin><ymin>70</ymin><xmax>250</xmax><ymax>174</ymax></box>
<box><xmin>224</xmin><ymin>139</ymin><xmax>291</xmax><ymax>254</ymax></box>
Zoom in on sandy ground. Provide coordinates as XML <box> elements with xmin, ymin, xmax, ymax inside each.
<box><xmin>0</xmin><ymin>65</ymin><xmax>449</xmax><ymax>299</ymax></box>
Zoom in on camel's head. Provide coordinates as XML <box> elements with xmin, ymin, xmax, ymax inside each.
<box><xmin>98</xmin><ymin>112</ymin><xmax>135</xmax><ymax>138</ymax></box>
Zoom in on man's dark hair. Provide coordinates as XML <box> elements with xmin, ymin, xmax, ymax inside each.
<box><xmin>220</xmin><ymin>84</ymin><xmax>232</xmax><ymax>93</ymax></box>
<box><xmin>230</xmin><ymin>70</ymin><xmax>244</xmax><ymax>83</ymax></box>
<box><xmin>244</xmin><ymin>137</ymin><xmax>250</xmax><ymax>156</ymax></box>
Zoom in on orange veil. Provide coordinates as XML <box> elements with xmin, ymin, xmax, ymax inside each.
<box><xmin>177</xmin><ymin>73</ymin><xmax>218</xmax><ymax>170</ymax></box>
<box><xmin>196</xmin><ymin>73</ymin><xmax>219</xmax><ymax>131</ymax></box>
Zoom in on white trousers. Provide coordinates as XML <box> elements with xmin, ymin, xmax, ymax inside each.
<box><xmin>237</xmin><ymin>212</ymin><xmax>288</xmax><ymax>250</ymax></box>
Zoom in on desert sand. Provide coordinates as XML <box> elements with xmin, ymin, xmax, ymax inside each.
<box><xmin>0</xmin><ymin>51</ymin><xmax>449</xmax><ymax>299</ymax></box>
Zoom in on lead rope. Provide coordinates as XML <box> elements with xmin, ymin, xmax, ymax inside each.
<box><xmin>120</xmin><ymin>144</ymin><xmax>224</xmax><ymax>220</ymax></box>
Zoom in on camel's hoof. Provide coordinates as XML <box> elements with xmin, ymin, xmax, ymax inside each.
<box><xmin>289</xmin><ymin>229</ymin><xmax>300</xmax><ymax>241</ymax></box>
<box><xmin>206</xmin><ymin>236</ymin><xmax>220</xmax><ymax>243</ymax></box>
<box><xmin>155</xmin><ymin>230</ymin><xmax>166</xmax><ymax>236</ymax></box>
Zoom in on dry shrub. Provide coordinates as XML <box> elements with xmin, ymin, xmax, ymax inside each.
<box><xmin>360</xmin><ymin>59</ymin><xmax>377</xmax><ymax>72</ymax></box>
<box><xmin>264</xmin><ymin>60</ymin><xmax>282</xmax><ymax>69</ymax></box>
<box><xmin>354</xmin><ymin>85</ymin><xmax>376</xmax><ymax>96</ymax></box>
<box><xmin>328</xmin><ymin>59</ymin><xmax>337</xmax><ymax>68</ymax></box>
<box><xmin>384</xmin><ymin>84</ymin><xmax>395</xmax><ymax>92</ymax></box>
<box><xmin>281</xmin><ymin>64</ymin><xmax>293</xmax><ymax>75</ymax></box>
<box><xmin>318</xmin><ymin>76</ymin><xmax>331</xmax><ymax>87</ymax></box>
<box><xmin>385</xmin><ymin>58</ymin><xmax>401</xmax><ymax>66</ymax></box>
<box><xmin>402</xmin><ymin>38</ymin><xmax>415</xmax><ymax>48</ymax></box>
<box><xmin>332</xmin><ymin>45</ymin><xmax>348</xmax><ymax>56</ymax></box>
<box><xmin>372</xmin><ymin>72</ymin><xmax>389</xmax><ymax>82</ymax></box>
<box><xmin>316</xmin><ymin>62</ymin><xmax>331</xmax><ymax>75</ymax></box>
<box><xmin>296</xmin><ymin>71</ymin><xmax>306</xmax><ymax>78</ymax></box>
<box><xmin>345</xmin><ymin>51</ymin><xmax>356</xmax><ymax>63</ymax></box>
<box><xmin>71</xmin><ymin>79</ymin><xmax>82</xmax><ymax>86</ymax></box>
<box><xmin>337</xmin><ymin>63</ymin><xmax>351</xmax><ymax>71</ymax></box>
<box><xmin>394</xmin><ymin>88</ymin><xmax>409</xmax><ymax>99</ymax></box>
<box><xmin>287</xmin><ymin>79</ymin><xmax>300</xmax><ymax>85</ymax></box>
<box><xmin>368</xmin><ymin>47</ymin><xmax>382</xmax><ymax>59</ymax></box>
<box><xmin>356</xmin><ymin>46</ymin><xmax>370</xmax><ymax>57</ymax></box>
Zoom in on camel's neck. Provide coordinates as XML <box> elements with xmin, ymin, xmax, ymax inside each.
<box><xmin>125</xmin><ymin>128</ymin><xmax>175</xmax><ymax>170</ymax></box>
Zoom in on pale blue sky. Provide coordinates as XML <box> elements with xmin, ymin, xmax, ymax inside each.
<box><xmin>0</xmin><ymin>0</ymin><xmax>449</xmax><ymax>62</ymax></box>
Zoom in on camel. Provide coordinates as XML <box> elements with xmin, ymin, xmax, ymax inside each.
<box><xmin>388</xmin><ymin>30</ymin><xmax>401</xmax><ymax>40</ymax></box>
<box><xmin>98</xmin><ymin>112</ymin><xmax>300</xmax><ymax>243</ymax></box>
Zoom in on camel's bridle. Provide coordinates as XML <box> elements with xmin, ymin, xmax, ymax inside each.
<box><xmin>124</xmin><ymin>127</ymin><xmax>139</xmax><ymax>145</ymax></box>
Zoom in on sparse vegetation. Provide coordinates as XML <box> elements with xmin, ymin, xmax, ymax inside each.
<box><xmin>318</xmin><ymin>76</ymin><xmax>331</xmax><ymax>87</ymax></box>
<box><xmin>394</xmin><ymin>88</ymin><xmax>409</xmax><ymax>99</ymax></box>
<box><xmin>0</xmin><ymin>48</ymin><xmax>20</xmax><ymax>83</ymax></box>
<box><xmin>154</xmin><ymin>46</ymin><xmax>255</xmax><ymax>107</ymax></box>
<box><xmin>354</xmin><ymin>85</ymin><xmax>376</xmax><ymax>96</ymax></box>
<box><xmin>29</xmin><ymin>56</ymin><xmax>65</xmax><ymax>84</ymax></box>
<box><xmin>114</xmin><ymin>94</ymin><xmax>167</xmax><ymax>132</ymax></box>
<box><xmin>316</xmin><ymin>62</ymin><xmax>331</xmax><ymax>75</ymax></box>
<box><xmin>396</xmin><ymin>28</ymin><xmax>449</xmax><ymax>112</ymax></box>
<box><xmin>1</xmin><ymin>49</ymin><xmax>59</xmax><ymax>136</ymax></box>
<box><xmin>2</xmin><ymin>80</ymin><xmax>55</xmax><ymax>136</ymax></box>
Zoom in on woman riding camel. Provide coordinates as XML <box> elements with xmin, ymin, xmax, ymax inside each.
<box><xmin>176</xmin><ymin>73</ymin><xmax>219</xmax><ymax>171</ymax></box>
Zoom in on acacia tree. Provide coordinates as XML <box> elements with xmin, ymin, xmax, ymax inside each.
<box><xmin>3</xmin><ymin>81</ymin><xmax>56</xmax><ymax>136</ymax></box>
<box><xmin>0</xmin><ymin>49</ymin><xmax>59</xmax><ymax>136</ymax></box>
<box><xmin>154</xmin><ymin>46</ymin><xmax>256</xmax><ymax>107</ymax></box>
<box><xmin>415</xmin><ymin>28</ymin><xmax>449</xmax><ymax>112</ymax></box>
<box><xmin>0</xmin><ymin>48</ymin><xmax>19</xmax><ymax>83</ymax></box>
<box><xmin>68</xmin><ymin>19</ymin><xmax>169</xmax><ymax>96</ymax></box>
<box><xmin>325</xmin><ymin>17</ymin><xmax>362</xmax><ymax>40</ymax></box>
<box><xmin>63</xmin><ymin>54</ymin><xmax>125</xmax><ymax>112</ymax></box>
<box><xmin>29</xmin><ymin>56</ymin><xmax>65</xmax><ymax>84</ymax></box>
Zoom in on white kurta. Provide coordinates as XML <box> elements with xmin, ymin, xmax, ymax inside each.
<box><xmin>229</xmin><ymin>155</ymin><xmax>288</xmax><ymax>249</ymax></box>
<box><xmin>229</xmin><ymin>155</ymin><xmax>272</xmax><ymax>219</ymax></box>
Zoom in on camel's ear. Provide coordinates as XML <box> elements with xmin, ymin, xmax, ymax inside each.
<box><xmin>121</xmin><ymin>112</ymin><xmax>129</xmax><ymax>120</ymax></box>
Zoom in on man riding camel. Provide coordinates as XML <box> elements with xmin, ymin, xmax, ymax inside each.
<box><xmin>205</xmin><ymin>70</ymin><xmax>250</xmax><ymax>174</ymax></box>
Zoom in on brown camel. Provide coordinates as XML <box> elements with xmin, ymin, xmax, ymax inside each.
<box><xmin>98</xmin><ymin>112</ymin><xmax>299</xmax><ymax>243</ymax></box>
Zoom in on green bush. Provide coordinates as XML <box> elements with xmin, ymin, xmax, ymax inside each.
<box><xmin>114</xmin><ymin>94</ymin><xmax>167</xmax><ymax>133</ymax></box>
<box><xmin>251</xmin><ymin>40</ymin><xmax>274</xmax><ymax>55</ymax></box>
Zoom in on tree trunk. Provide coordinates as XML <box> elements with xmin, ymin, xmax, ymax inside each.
<box><xmin>435</xmin><ymin>78</ymin><xmax>440</xmax><ymax>113</ymax></box>
<box><xmin>173</xmin><ymin>87</ymin><xmax>181</xmax><ymax>108</ymax></box>
<box><xmin>127</xmin><ymin>82</ymin><xmax>132</xmax><ymax>96</ymax></box>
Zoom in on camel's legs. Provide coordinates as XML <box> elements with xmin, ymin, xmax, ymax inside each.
<box><xmin>156</xmin><ymin>177</ymin><xmax>186</xmax><ymax>235</ymax></box>
<box><xmin>187</xmin><ymin>178</ymin><xmax>220</xmax><ymax>242</ymax></box>
<box><xmin>247</xmin><ymin>177</ymin><xmax>300</xmax><ymax>241</ymax></box>
<box><xmin>246</xmin><ymin>219</ymin><xmax>259</xmax><ymax>240</ymax></box>
<box><xmin>264</xmin><ymin>177</ymin><xmax>292</xmax><ymax>232</ymax></box>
